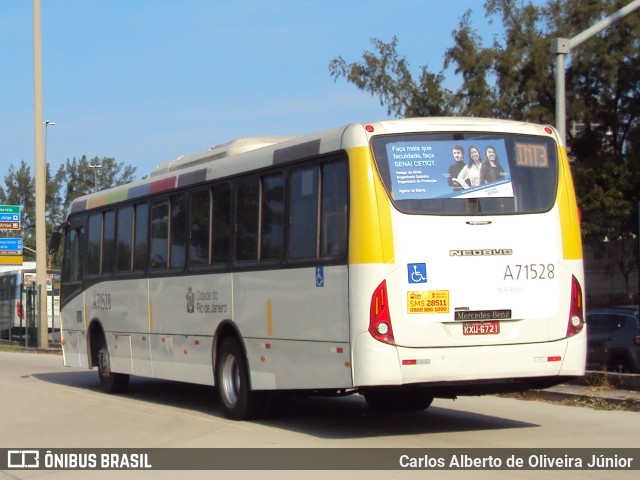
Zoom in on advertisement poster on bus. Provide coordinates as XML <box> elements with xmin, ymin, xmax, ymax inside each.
<box><xmin>385</xmin><ymin>140</ymin><xmax>514</xmax><ymax>201</ymax></box>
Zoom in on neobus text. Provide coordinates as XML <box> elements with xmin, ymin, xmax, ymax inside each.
<box><xmin>450</xmin><ymin>249</ymin><xmax>513</xmax><ymax>256</ymax></box>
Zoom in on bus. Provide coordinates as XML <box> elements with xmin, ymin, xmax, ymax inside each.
<box><xmin>0</xmin><ymin>262</ymin><xmax>61</xmax><ymax>340</ymax></box>
<box><xmin>50</xmin><ymin>117</ymin><xmax>586</xmax><ymax>419</ymax></box>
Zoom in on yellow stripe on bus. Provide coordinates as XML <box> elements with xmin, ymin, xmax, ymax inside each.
<box><xmin>556</xmin><ymin>146</ymin><xmax>583</xmax><ymax>260</ymax></box>
<box><xmin>86</xmin><ymin>189</ymin><xmax>128</xmax><ymax>209</ymax></box>
<box><xmin>267</xmin><ymin>299</ymin><xmax>273</xmax><ymax>337</ymax></box>
<box><xmin>347</xmin><ymin>146</ymin><xmax>395</xmax><ymax>265</ymax></box>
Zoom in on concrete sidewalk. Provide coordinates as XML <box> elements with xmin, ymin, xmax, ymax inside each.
<box><xmin>526</xmin><ymin>372</ymin><xmax>640</xmax><ymax>410</ymax></box>
<box><xmin>537</xmin><ymin>383</ymin><xmax>640</xmax><ymax>409</ymax></box>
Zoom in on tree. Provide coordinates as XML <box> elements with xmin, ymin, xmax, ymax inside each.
<box><xmin>55</xmin><ymin>155</ymin><xmax>137</xmax><ymax>222</ymax></box>
<box><xmin>0</xmin><ymin>161</ymin><xmax>36</xmax><ymax>249</ymax></box>
<box><xmin>555</xmin><ymin>0</ymin><xmax>640</xmax><ymax>239</ymax></box>
<box><xmin>329</xmin><ymin>36</ymin><xmax>454</xmax><ymax>117</ymax></box>
<box><xmin>0</xmin><ymin>160</ymin><xmax>62</xmax><ymax>258</ymax></box>
<box><xmin>329</xmin><ymin>0</ymin><xmax>640</xmax><ymax>240</ymax></box>
<box><xmin>0</xmin><ymin>155</ymin><xmax>136</xmax><ymax>263</ymax></box>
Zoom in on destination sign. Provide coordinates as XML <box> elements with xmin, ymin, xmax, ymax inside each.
<box><xmin>0</xmin><ymin>206</ymin><xmax>21</xmax><ymax>230</ymax></box>
<box><xmin>0</xmin><ymin>205</ymin><xmax>20</xmax><ymax>214</ymax></box>
<box><xmin>0</xmin><ymin>222</ymin><xmax>20</xmax><ymax>230</ymax></box>
<box><xmin>0</xmin><ymin>238</ymin><xmax>23</xmax><ymax>255</ymax></box>
<box><xmin>0</xmin><ymin>213</ymin><xmax>20</xmax><ymax>222</ymax></box>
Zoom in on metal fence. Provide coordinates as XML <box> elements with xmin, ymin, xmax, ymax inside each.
<box><xmin>582</xmin><ymin>209</ymin><xmax>639</xmax><ymax>309</ymax></box>
<box><xmin>0</xmin><ymin>284</ymin><xmax>60</xmax><ymax>347</ymax></box>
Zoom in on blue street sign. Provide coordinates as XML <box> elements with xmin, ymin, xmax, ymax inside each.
<box><xmin>0</xmin><ymin>213</ymin><xmax>20</xmax><ymax>222</ymax></box>
<box><xmin>0</xmin><ymin>238</ymin><xmax>23</xmax><ymax>254</ymax></box>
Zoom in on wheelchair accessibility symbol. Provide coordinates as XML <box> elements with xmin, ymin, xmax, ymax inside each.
<box><xmin>408</xmin><ymin>263</ymin><xmax>427</xmax><ymax>284</ymax></box>
<box><xmin>316</xmin><ymin>266</ymin><xmax>324</xmax><ymax>287</ymax></box>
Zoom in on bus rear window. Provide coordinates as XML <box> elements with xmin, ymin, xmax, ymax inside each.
<box><xmin>371</xmin><ymin>132</ymin><xmax>558</xmax><ymax>215</ymax></box>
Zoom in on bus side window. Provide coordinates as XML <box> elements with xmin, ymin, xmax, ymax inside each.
<box><xmin>189</xmin><ymin>189</ymin><xmax>211</xmax><ymax>268</ymax></box>
<box><xmin>87</xmin><ymin>213</ymin><xmax>102</xmax><ymax>275</ymax></box>
<box><xmin>66</xmin><ymin>228</ymin><xmax>84</xmax><ymax>283</ymax></box>
<box><xmin>289</xmin><ymin>167</ymin><xmax>318</xmax><ymax>259</ymax></box>
<box><xmin>170</xmin><ymin>193</ymin><xmax>187</xmax><ymax>269</ymax></box>
<box><xmin>116</xmin><ymin>206</ymin><xmax>134</xmax><ymax>273</ymax></box>
<box><xmin>133</xmin><ymin>203</ymin><xmax>149</xmax><ymax>271</ymax></box>
<box><xmin>150</xmin><ymin>200</ymin><xmax>169</xmax><ymax>270</ymax></box>
<box><xmin>212</xmin><ymin>183</ymin><xmax>231</xmax><ymax>266</ymax></box>
<box><xmin>102</xmin><ymin>210</ymin><xmax>116</xmax><ymax>275</ymax></box>
<box><xmin>235</xmin><ymin>178</ymin><xmax>260</xmax><ymax>262</ymax></box>
<box><xmin>62</xmin><ymin>226</ymin><xmax>84</xmax><ymax>302</ymax></box>
<box><xmin>260</xmin><ymin>173</ymin><xmax>285</xmax><ymax>261</ymax></box>
<box><xmin>321</xmin><ymin>160</ymin><xmax>348</xmax><ymax>257</ymax></box>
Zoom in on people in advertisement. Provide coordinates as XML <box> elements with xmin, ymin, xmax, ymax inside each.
<box><xmin>454</xmin><ymin>146</ymin><xmax>483</xmax><ymax>189</ymax></box>
<box><xmin>385</xmin><ymin>138</ymin><xmax>514</xmax><ymax>201</ymax></box>
<box><xmin>447</xmin><ymin>145</ymin><xmax>465</xmax><ymax>190</ymax></box>
<box><xmin>479</xmin><ymin>145</ymin><xmax>505</xmax><ymax>185</ymax></box>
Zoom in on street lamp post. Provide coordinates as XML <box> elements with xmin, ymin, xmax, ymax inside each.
<box><xmin>88</xmin><ymin>164</ymin><xmax>102</xmax><ymax>193</ymax></box>
<box><xmin>33</xmin><ymin>0</ymin><xmax>49</xmax><ymax>349</ymax></box>
<box><xmin>552</xmin><ymin>0</ymin><xmax>640</xmax><ymax>146</ymax></box>
<box><xmin>44</xmin><ymin>120</ymin><xmax>54</xmax><ymax>165</ymax></box>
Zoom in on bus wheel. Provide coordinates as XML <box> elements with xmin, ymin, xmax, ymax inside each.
<box><xmin>97</xmin><ymin>336</ymin><xmax>129</xmax><ymax>394</ymax></box>
<box><xmin>216</xmin><ymin>337</ymin><xmax>263</xmax><ymax>420</ymax></box>
<box><xmin>363</xmin><ymin>387</ymin><xmax>433</xmax><ymax>412</ymax></box>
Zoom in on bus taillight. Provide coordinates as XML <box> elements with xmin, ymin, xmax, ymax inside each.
<box><xmin>369</xmin><ymin>280</ymin><xmax>395</xmax><ymax>344</ymax></box>
<box><xmin>566</xmin><ymin>275</ymin><xmax>584</xmax><ymax>337</ymax></box>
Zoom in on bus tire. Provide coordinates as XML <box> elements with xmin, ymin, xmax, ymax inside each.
<box><xmin>363</xmin><ymin>387</ymin><xmax>433</xmax><ymax>412</ymax></box>
<box><xmin>216</xmin><ymin>337</ymin><xmax>263</xmax><ymax>420</ymax></box>
<box><xmin>97</xmin><ymin>336</ymin><xmax>129</xmax><ymax>394</ymax></box>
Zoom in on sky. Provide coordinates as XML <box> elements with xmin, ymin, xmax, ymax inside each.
<box><xmin>0</xmin><ymin>0</ymin><xmax>507</xmax><ymax>180</ymax></box>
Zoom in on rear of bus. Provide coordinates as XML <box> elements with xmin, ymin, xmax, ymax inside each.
<box><xmin>348</xmin><ymin>118</ymin><xmax>586</xmax><ymax>397</ymax></box>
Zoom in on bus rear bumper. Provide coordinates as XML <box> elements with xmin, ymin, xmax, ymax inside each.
<box><xmin>352</xmin><ymin>331</ymin><xmax>586</xmax><ymax>392</ymax></box>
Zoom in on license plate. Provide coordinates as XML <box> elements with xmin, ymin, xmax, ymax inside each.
<box><xmin>463</xmin><ymin>321</ymin><xmax>500</xmax><ymax>335</ymax></box>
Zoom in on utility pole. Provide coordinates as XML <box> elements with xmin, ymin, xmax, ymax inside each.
<box><xmin>33</xmin><ymin>0</ymin><xmax>48</xmax><ymax>348</ymax></box>
<box><xmin>552</xmin><ymin>0</ymin><xmax>640</xmax><ymax>145</ymax></box>
<box><xmin>89</xmin><ymin>164</ymin><xmax>103</xmax><ymax>192</ymax></box>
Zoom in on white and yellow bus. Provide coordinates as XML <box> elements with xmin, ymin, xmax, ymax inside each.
<box><xmin>51</xmin><ymin>117</ymin><xmax>586</xmax><ymax>419</ymax></box>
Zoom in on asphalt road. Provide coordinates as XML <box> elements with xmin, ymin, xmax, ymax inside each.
<box><xmin>0</xmin><ymin>351</ymin><xmax>638</xmax><ymax>480</ymax></box>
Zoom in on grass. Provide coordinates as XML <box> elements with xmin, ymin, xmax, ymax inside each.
<box><xmin>0</xmin><ymin>343</ymin><xmax>62</xmax><ymax>354</ymax></box>
<box><xmin>0</xmin><ymin>344</ymin><xmax>23</xmax><ymax>352</ymax></box>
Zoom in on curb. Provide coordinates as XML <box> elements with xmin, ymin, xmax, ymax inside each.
<box><xmin>531</xmin><ymin>387</ymin><xmax>640</xmax><ymax>410</ymax></box>
<box><xmin>569</xmin><ymin>371</ymin><xmax>640</xmax><ymax>391</ymax></box>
